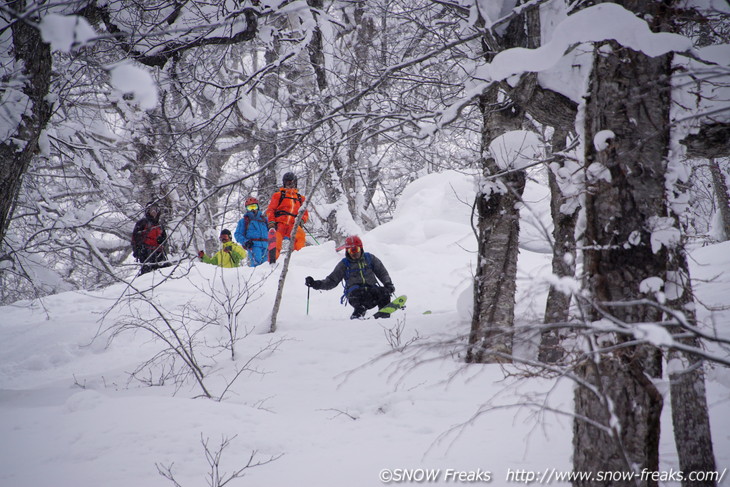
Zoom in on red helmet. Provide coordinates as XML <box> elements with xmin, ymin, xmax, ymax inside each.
<box><xmin>245</xmin><ymin>197</ymin><xmax>259</xmax><ymax>207</ymax></box>
<box><xmin>336</xmin><ymin>235</ymin><xmax>363</xmax><ymax>252</ymax></box>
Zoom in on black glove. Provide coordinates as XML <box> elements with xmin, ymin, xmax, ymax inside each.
<box><xmin>244</xmin><ymin>240</ymin><xmax>254</xmax><ymax>250</ymax></box>
<box><xmin>384</xmin><ymin>283</ymin><xmax>395</xmax><ymax>294</ymax></box>
<box><xmin>157</xmin><ymin>235</ymin><xmax>165</xmax><ymax>244</ymax></box>
<box><xmin>305</xmin><ymin>276</ymin><xmax>321</xmax><ymax>289</ymax></box>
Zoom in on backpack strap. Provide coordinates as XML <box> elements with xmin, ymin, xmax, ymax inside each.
<box><xmin>278</xmin><ymin>188</ymin><xmax>303</xmax><ymax>205</ymax></box>
<box><xmin>340</xmin><ymin>253</ymin><xmax>375</xmax><ymax>303</ymax></box>
<box><xmin>255</xmin><ymin>211</ymin><xmax>268</xmax><ymax>224</ymax></box>
<box><xmin>342</xmin><ymin>253</ymin><xmax>373</xmax><ymax>278</ymax></box>
<box><xmin>275</xmin><ymin>189</ymin><xmax>305</xmax><ymax>219</ymax></box>
<box><xmin>248</xmin><ymin>212</ymin><xmax>269</xmax><ymax>241</ymax></box>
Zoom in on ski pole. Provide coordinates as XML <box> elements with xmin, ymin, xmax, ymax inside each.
<box><xmin>301</xmin><ymin>224</ymin><xmax>320</xmax><ymax>245</ymax></box>
<box><xmin>307</xmin><ymin>286</ymin><xmax>311</xmax><ymax>315</ymax></box>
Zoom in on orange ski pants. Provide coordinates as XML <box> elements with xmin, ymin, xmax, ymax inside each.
<box><xmin>274</xmin><ymin>223</ymin><xmax>306</xmax><ymax>258</ymax></box>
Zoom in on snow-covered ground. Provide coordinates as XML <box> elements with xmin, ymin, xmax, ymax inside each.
<box><xmin>0</xmin><ymin>170</ymin><xmax>727</xmax><ymax>486</ymax></box>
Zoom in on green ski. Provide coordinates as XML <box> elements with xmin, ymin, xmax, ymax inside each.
<box><xmin>373</xmin><ymin>295</ymin><xmax>407</xmax><ymax>319</ymax></box>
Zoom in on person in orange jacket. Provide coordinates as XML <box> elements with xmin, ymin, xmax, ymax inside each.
<box><xmin>266</xmin><ymin>172</ymin><xmax>309</xmax><ymax>259</ymax></box>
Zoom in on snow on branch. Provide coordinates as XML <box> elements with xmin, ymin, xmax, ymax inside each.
<box><xmin>424</xmin><ymin>3</ymin><xmax>694</xmax><ymax>137</ymax></box>
<box><xmin>38</xmin><ymin>14</ymin><xmax>96</xmax><ymax>52</ymax></box>
<box><xmin>475</xmin><ymin>3</ymin><xmax>693</xmax><ymax>83</ymax></box>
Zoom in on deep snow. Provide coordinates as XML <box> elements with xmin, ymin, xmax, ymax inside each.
<box><xmin>0</xmin><ymin>170</ymin><xmax>728</xmax><ymax>486</ymax></box>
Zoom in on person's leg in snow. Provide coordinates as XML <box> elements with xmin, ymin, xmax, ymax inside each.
<box><xmin>350</xmin><ymin>306</ymin><xmax>367</xmax><ymax>320</ymax></box>
<box><xmin>347</xmin><ymin>287</ymin><xmax>391</xmax><ymax>319</ymax></box>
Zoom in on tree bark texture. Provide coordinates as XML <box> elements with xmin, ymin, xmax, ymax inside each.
<box><xmin>337</xmin><ymin>2</ymin><xmax>376</xmax><ymax>229</ymax></box>
<box><xmin>467</xmin><ymin>87</ymin><xmax>526</xmax><ymax>363</ymax></box>
<box><xmin>539</xmin><ymin>129</ymin><xmax>575</xmax><ymax>363</ymax></box>
<box><xmin>666</xmin><ymin>249</ymin><xmax>717</xmax><ymax>486</ymax></box>
<box><xmin>0</xmin><ymin>2</ymin><xmax>53</xmax><ymax>245</ymax></box>
<box><xmin>574</xmin><ymin>357</ymin><xmax>663</xmax><ymax>486</ymax></box>
<box><xmin>681</xmin><ymin>124</ymin><xmax>730</xmax><ymax>159</ymax></box>
<box><xmin>668</xmin><ymin>349</ymin><xmax>717</xmax><ymax>487</ymax></box>
<box><xmin>467</xmin><ymin>2</ymin><xmax>537</xmax><ymax>364</ymax></box>
<box><xmin>709</xmin><ymin>159</ymin><xmax>730</xmax><ymax>241</ymax></box>
<box><xmin>506</xmin><ymin>73</ymin><xmax>577</xmax><ymax>133</ymax></box>
<box><xmin>256</xmin><ymin>45</ymin><xmax>282</xmax><ymax>205</ymax></box>
<box><xmin>574</xmin><ymin>41</ymin><xmax>671</xmax><ymax>485</ymax></box>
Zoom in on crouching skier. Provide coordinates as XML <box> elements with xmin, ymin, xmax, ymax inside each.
<box><xmin>304</xmin><ymin>235</ymin><xmax>395</xmax><ymax>320</ymax></box>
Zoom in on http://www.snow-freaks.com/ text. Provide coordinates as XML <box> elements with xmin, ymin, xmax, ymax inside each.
<box><xmin>377</xmin><ymin>467</ymin><xmax>727</xmax><ymax>484</ymax></box>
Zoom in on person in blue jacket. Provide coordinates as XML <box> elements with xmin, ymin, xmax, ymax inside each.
<box><xmin>234</xmin><ymin>197</ymin><xmax>269</xmax><ymax>267</ymax></box>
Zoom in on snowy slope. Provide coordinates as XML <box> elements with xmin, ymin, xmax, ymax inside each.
<box><xmin>0</xmin><ymin>170</ymin><xmax>728</xmax><ymax>487</ymax></box>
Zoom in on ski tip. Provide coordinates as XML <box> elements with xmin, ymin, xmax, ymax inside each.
<box><xmin>423</xmin><ymin>310</ymin><xmax>432</xmax><ymax>315</ymax></box>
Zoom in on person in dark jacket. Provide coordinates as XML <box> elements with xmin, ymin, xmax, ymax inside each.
<box><xmin>131</xmin><ymin>201</ymin><xmax>169</xmax><ymax>275</ymax></box>
<box><xmin>305</xmin><ymin>235</ymin><xmax>395</xmax><ymax>319</ymax></box>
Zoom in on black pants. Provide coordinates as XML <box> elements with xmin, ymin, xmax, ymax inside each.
<box><xmin>347</xmin><ymin>286</ymin><xmax>391</xmax><ymax>312</ymax></box>
<box><xmin>137</xmin><ymin>247</ymin><xmax>169</xmax><ymax>275</ymax></box>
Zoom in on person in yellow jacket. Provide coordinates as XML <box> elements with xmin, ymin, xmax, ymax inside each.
<box><xmin>198</xmin><ymin>229</ymin><xmax>247</xmax><ymax>267</ymax></box>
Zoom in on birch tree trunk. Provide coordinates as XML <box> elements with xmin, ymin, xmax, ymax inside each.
<box><xmin>326</xmin><ymin>1</ymin><xmax>380</xmax><ymax>233</ymax></box>
<box><xmin>255</xmin><ymin>44</ymin><xmax>281</xmax><ymax>205</ymax></box>
<box><xmin>574</xmin><ymin>40</ymin><xmax>669</xmax><ymax>484</ymax></box>
<box><xmin>466</xmin><ymin>2</ymin><xmax>539</xmax><ymax>364</ymax></box>
<box><xmin>709</xmin><ymin>159</ymin><xmax>730</xmax><ymax>241</ymax></box>
<box><xmin>0</xmin><ymin>1</ymin><xmax>53</xmax><ymax>245</ymax></box>
<box><xmin>467</xmin><ymin>88</ymin><xmax>526</xmax><ymax>364</ymax></box>
<box><xmin>572</xmin><ymin>0</ymin><xmax>717</xmax><ymax>480</ymax></box>
<box><xmin>666</xmin><ymin>248</ymin><xmax>717</xmax><ymax>486</ymax></box>
<box><xmin>539</xmin><ymin>128</ymin><xmax>575</xmax><ymax>363</ymax></box>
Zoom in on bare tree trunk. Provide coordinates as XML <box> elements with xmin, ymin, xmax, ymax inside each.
<box><xmin>255</xmin><ymin>44</ymin><xmax>281</xmax><ymax>204</ymax></box>
<box><xmin>709</xmin><ymin>159</ymin><xmax>730</xmax><ymax>241</ymax></box>
<box><xmin>573</xmin><ymin>219</ymin><xmax>666</xmax><ymax>472</ymax></box>
<box><xmin>256</xmin><ymin>133</ymin><xmax>279</xmax><ymax>206</ymax></box>
<box><xmin>572</xmin><ymin>0</ymin><xmax>718</xmax><ymax>478</ymax></box>
<box><xmin>668</xmin><ymin>350</ymin><xmax>716</xmax><ymax>487</ymax></box>
<box><xmin>467</xmin><ymin>2</ymin><xmax>539</xmax><ymax>364</ymax></box>
<box><xmin>574</xmin><ymin>356</ymin><xmax>663</xmax><ymax>486</ymax></box>
<box><xmin>0</xmin><ymin>2</ymin><xmax>53</xmax><ymax>244</ymax></box>
<box><xmin>666</xmin><ymin>250</ymin><xmax>717</xmax><ymax>486</ymax></box>
<box><xmin>325</xmin><ymin>1</ymin><xmax>376</xmax><ymax>231</ymax></box>
<box><xmin>467</xmin><ymin>87</ymin><xmax>526</xmax><ymax>363</ymax></box>
<box><xmin>539</xmin><ymin>128</ymin><xmax>575</xmax><ymax>363</ymax></box>
<box><xmin>574</xmin><ymin>39</ymin><xmax>671</xmax><ymax>484</ymax></box>
<box><xmin>307</xmin><ymin>0</ymin><xmax>327</xmax><ymax>92</ymax></box>
<box><xmin>320</xmin><ymin>166</ymin><xmax>346</xmax><ymax>243</ymax></box>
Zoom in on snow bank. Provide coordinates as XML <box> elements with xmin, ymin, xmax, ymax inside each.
<box><xmin>0</xmin><ymin>172</ymin><xmax>727</xmax><ymax>487</ymax></box>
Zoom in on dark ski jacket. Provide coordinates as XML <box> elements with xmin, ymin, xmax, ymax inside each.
<box><xmin>318</xmin><ymin>252</ymin><xmax>393</xmax><ymax>294</ymax></box>
<box><xmin>131</xmin><ymin>211</ymin><xmax>167</xmax><ymax>259</ymax></box>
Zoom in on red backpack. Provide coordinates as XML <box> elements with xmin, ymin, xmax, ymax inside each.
<box><xmin>143</xmin><ymin>223</ymin><xmax>163</xmax><ymax>247</ymax></box>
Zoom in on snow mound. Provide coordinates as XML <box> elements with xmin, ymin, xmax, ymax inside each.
<box><xmin>0</xmin><ymin>172</ymin><xmax>728</xmax><ymax>487</ymax></box>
